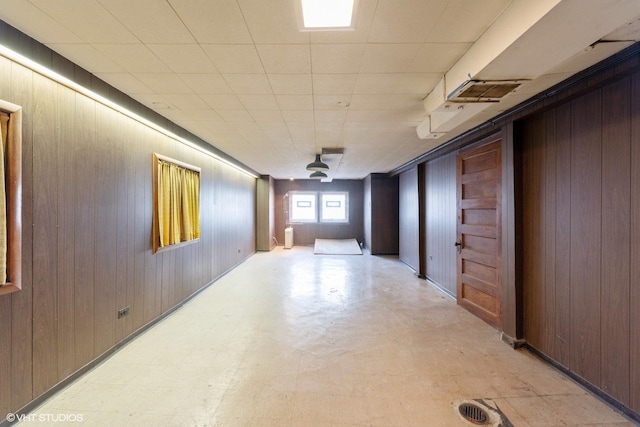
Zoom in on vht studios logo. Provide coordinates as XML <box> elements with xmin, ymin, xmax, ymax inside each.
<box><xmin>6</xmin><ymin>413</ymin><xmax>84</xmax><ymax>423</ymax></box>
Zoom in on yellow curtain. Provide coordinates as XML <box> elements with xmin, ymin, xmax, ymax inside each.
<box><xmin>157</xmin><ymin>159</ymin><xmax>200</xmax><ymax>248</ymax></box>
<box><xmin>0</xmin><ymin>112</ymin><xmax>8</xmax><ymax>284</ymax></box>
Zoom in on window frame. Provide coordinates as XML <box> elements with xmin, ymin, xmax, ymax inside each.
<box><xmin>152</xmin><ymin>153</ymin><xmax>201</xmax><ymax>254</ymax></box>
<box><xmin>0</xmin><ymin>100</ymin><xmax>23</xmax><ymax>296</ymax></box>
<box><xmin>287</xmin><ymin>190</ymin><xmax>350</xmax><ymax>224</ymax></box>
<box><xmin>319</xmin><ymin>191</ymin><xmax>349</xmax><ymax>223</ymax></box>
<box><xmin>288</xmin><ymin>191</ymin><xmax>318</xmax><ymax>223</ymax></box>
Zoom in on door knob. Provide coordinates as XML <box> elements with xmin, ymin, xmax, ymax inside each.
<box><xmin>454</xmin><ymin>239</ymin><xmax>462</xmax><ymax>254</ymax></box>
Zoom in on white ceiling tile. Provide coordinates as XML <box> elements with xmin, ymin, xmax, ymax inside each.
<box><xmin>49</xmin><ymin>44</ymin><xmax>123</xmax><ymax>73</ymax></box>
<box><xmin>359</xmin><ymin>44</ymin><xmax>421</xmax><ymax>73</ymax></box>
<box><xmin>132</xmin><ymin>73</ymin><xmax>193</xmax><ymax>94</ymax></box>
<box><xmin>312</xmin><ymin>74</ymin><xmax>358</xmax><ymax>95</ymax></box>
<box><xmin>367</xmin><ymin>0</ymin><xmax>448</xmax><ymax>43</ymax></box>
<box><xmin>282</xmin><ymin>110</ymin><xmax>314</xmax><ymax>123</ymax></box>
<box><xmin>202</xmin><ymin>45</ymin><xmax>264</xmax><ymax>74</ymax></box>
<box><xmin>94</xmin><ymin>73</ymin><xmax>152</xmax><ymax>94</ymax></box>
<box><xmin>148</xmin><ymin>44</ymin><xmax>217</xmax><ymax>74</ymax></box>
<box><xmin>315</xmin><ymin>110</ymin><xmax>348</xmax><ymax>122</ymax></box>
<box><xmin>393</xmin><ymin>73</ymin><xmax>442</xmax><ymax>94</ymax></box>
<box><xmin>179</xmin><ymin>74</ymin><xmax>234</xmax><ymax>95</ymax></box>
<box><xmin>201</xmin><ymin>94</ymin><xmax>245</xmax><ymax>110</ymax></box>
<box><xmin>426</xmin><ymin>0</ymin><xmax>513</xmax><ymax>43</ymax></box>
<box><xmin>162</xmin><ymin>94</ymin><xmax>209</xmax><ymax>110</ymax></box>
<box><xmin>238</xmin><ymin>0</ymin><xmax>309</xmax><ymax>44</ymax></box>
<box><xmin>268</xmin><ymin>74</ymin><xmax>313</xmax><ymax>94</ymax></box>
<box><xmin>349</xmin><ymin>94</ymin><xmax>422</xmax><ymax>110</ymax></box>
<box><xmin>311</xmin><ymin>44</ymin><xmax>365</xmax><ymax>73</ymax></box>
<box><xmin>0</xmin><ymin>0</ymin><xmax>83</xmax><ymax>43</ymax></box>
<box><xmin>176</xmin><ymin>109</ymin><xmax>224</xmax><ymax>122</ymax></box>
<box><xmin>256</xmin><ymin>45</ymin><xmax>311</xmax><ymax>74</ymax></box>
<box><xmin>168</xmin><ymin>0</ymin><xmax>252</xmax><ymax>43</ymax></box>
<box><xmin>223</xmin><ymin>74</ymin><xmax>272</xmax><ymax>94</ymax></box>
<box><xmin>238</xmin><ymin>94</ymin><xmax>279</xmax><ymax>110</ymax></box>
<box><xmin>29</xmin><ymin>0</ymin><xmax>137</xmax><ymax>43</ymax></box>
<box><xmin>353</xmin><ymin>74</ymin><xmax>399</xmax><ymax>94</ymax></box>
<box><xmin>314</xmin><ymin>95</ymin><xmax>352</xmax><ymax>111</ymax></box>
<box><xmin>276</xmin><ymin>95</ymin><xmax>313</xmax><ymax>110</ymax></box>
<box><xmin>216</xmin><ymin>110</ymin><xmax>253</xmax><ymax>121</ymax></box>
<box><xmin>409</xmin><ymin>43</ymin><xmax>471</xmax><ymax>72</ymax></box>
<box><xmin>98</xmin><ymin>0</ymin><xmax>195</xmax><ymax>44</ymax></box>
<box><xmin>309</xmin><ymin>0</ymin><xmax>379</xmax><ymax>44</ymax></box>
<box><xmin>286</xmin><ymin>124</ymin><xmax>314</xmax><ymax>139</ymax></box>
<box><xmin>248</xmin><ymin>110</ymin><xmax>285</xmax><ymax>122</ymax></box>
<box><xmin>99</xmin><ymin>44</ymin><xmax>171</xmax><ymax>73</ymax></box>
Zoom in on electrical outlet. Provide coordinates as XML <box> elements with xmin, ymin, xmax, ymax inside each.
<box><xmin>117</xmin><ymin>306</ymin><xmax>130</xmax><ymax>319</ymax></box>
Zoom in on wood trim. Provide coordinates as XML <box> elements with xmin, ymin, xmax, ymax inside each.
<box><xmin>0</xmin><ymin>100</ymin><xmax>22</xmax><ymax>296</ymax></box>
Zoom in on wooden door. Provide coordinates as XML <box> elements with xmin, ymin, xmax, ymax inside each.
<box><xmin>456</xmin><ymin>139</ymin><xmax>502</xmax><ymax>328</ymax></box>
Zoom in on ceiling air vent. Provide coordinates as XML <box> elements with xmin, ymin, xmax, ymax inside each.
<box><xmin>447</xmin><ymin>80</ymin><xmax>526</xmax><ymax>103</ymax></box>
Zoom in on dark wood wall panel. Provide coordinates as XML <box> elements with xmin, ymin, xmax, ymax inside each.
<box><xmin>32</xmin><ymin>74</ymin><xmax>58</xmax><ymax>396</ymax></box>
<box><xmin>631</xmin><ymin>73</ymin><xmax>640</xmax><ymax>413</ymax></box>
<box><xmin>600</xmin><ymin>78</ymin><xmax>631</xmax><ymax>403</ymax></box>
<box><xmin>399</xmin><ymin>167</ymin><xmax>419</xmax><ymax>271</ymax></box>
<box><xmin>12</xmin><ymin>61</ymin><xmax>34</xmax><ymax>412</ymax></box>
<box><xmin>425</xmin><ymin>152</ymin><xmax>457</xmax><ymax>296</ymax></box>
<box><xmin>0</xmin><ymin>56</ymin><xmax>12</xmax><ymax>419</ymax></box>
<box><xmin>554</xmin><ymin>103</ymin><xmax>572</xmax><ymax>367</ymax></box>
<box><xmin>569</xmin><ymin>91</ymin><xmax>602</xmax><ymax>386</ymax></box>
<box><xmin>0</xmin><ymin>53</ymin><xmax>257</xmax><ymax>418</ymax></box>
<box><xmin>273</xmin><ymin>179</ymin><xmax>364</xmax><ymax>247</ymax></box>
<box><xmin>521</xmin><ymin>73</ymin><xmax>640</xmax><ymax>414</ymax></box>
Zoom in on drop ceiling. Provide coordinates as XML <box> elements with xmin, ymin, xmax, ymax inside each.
<box><xmin>1</xmin><ymin>0</ymin><xmax>640</xmax><ymax>179</ymax></box>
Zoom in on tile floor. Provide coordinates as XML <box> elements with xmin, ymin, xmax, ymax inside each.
<box><xmin>17</xmin><ymin>247</ymin><xmax>635</xmax><ymax>426</ymax></box>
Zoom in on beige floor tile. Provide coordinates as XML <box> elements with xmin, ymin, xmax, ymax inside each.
<box><xmin>15</xmin><ymin>247</ymin><xmax>634</xmax><ymax>426</ymax></box>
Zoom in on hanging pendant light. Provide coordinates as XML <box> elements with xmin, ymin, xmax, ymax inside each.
<box><xmin>309</xmin><ymin>171</ymin><xmax>327</xmax><ymax>179</ymax></box>
<box><xmin>306</xmin><ymin>154</ymin><xmax>329</xmax><ymax>171</ymax></box>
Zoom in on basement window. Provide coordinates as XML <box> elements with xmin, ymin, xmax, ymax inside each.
<box><xmin>152</xmin><ymin>154</ymin><xmax>201</xmax><ymax>253</ymax></box>
<box><xmin>288</xmin><ymin>191</ymin><xmax>349</xmax><ymax>224</ymax></box>
<box><xmin>0</xmin><ymin>100</ymin><xmax>23</xmax><ymax>296</ymax></box>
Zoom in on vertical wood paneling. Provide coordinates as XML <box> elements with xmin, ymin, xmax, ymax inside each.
<box><xmin>554</xmin><ymin>102</ymin><xmax>572</xmax><ymax>367</ymax></box>
<box><xmin>600</xmin><ymin>78</ymin><xmax>631</xmax><ymax>403</ymax></box>
<box><xmin>56</xmin><ymin>82</ymin><xmax>76</xmax><ymax>379</ymax></box>
<box><xmin>629</xmin><ymin>74</ymin><xmax>640</xmax><ymax>413</ymax></box>
<box><xmin>543</xmin><ymin>110</ymin><xmax>557</xmax><ymax>356</ymax></box>
<box><xmin>522</xmin><ymin>78</ymin><xmax>640</xmax><ymax>412</ymax></box>
<box><xmin>94</xmin><ymin>104</ymin><xmax>118</xmax><ymax>356</ymax></box>
<box><xmin>32</xmin><ymin>74</ymin><xmax>58</xmax><ymax>396</ymax></box>
<box><xmin>425</xmin><ymin>152</ymin><xmax>457</xmax><ymax>295</ymax></box>
<box><xmin>569</xmin><ymin>91</ymin><xmax>602</xmax><ymax>386</ymax></box>
<box><xmin>0</xmin><ymin>55</ymin><xmax>12</xmax><ymax>418</ymax></box>
<box><xmin>522</xmin><ymin>114</ymin><xmax>545</xmax><ymax>349</ymax></box>
<box><xmin>0</xmin><ymin>49</ymin><xmax>258</xmax><ymax>420</ymax></box>
<box><xmin>12</xmin><ymin>62</ymin><xmax>34</xmax><ymax>410</ymax></box>
<box><xmin>399</xmin><ymin>167</ymin><xmax>419</xmax><ymax>271</ymax></box>
<box><xmin>73</xmin><ymin>93</ymin><xmax>96</xmax><ymax>369</ymax></box>
<box><xmin>115</xmin><ymin>111</ymin><xmax>129</xmax><ymax>342</ymax></box>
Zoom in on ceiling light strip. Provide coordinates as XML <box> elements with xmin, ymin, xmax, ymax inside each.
<box><xmin>0</xmin><ymin>44</ymin><xmax>258</xmax><ymax>179</ymax></box>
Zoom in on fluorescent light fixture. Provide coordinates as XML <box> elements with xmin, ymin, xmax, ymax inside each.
<box><xmin>0</xmin><ymin>44</ymin><xmax>258</xmax><ymax>179</ymax></box>
<box><xmin>301</xmin><ymin>0</ymin><xmax>354</xmax><ymax>29</ymax></box>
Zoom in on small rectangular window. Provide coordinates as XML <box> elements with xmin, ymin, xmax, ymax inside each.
<box><xmin>152</xmin><ymin>154</ymin><xmax>201</xmax><ymax>253</ymax></box>
<box><xmin>320</xmin><ymin>192</ymin><xmax>348</xmax><ymax>223</ymax></box>
<box><xmin>289</xmin><ymin>191</ymin><xmax>317</xmax><ymax>223</ymax></box>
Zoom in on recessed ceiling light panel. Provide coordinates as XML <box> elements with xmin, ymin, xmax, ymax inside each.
<box><xmin>297</xmin><ymin>0</ymin><xmax>356</xmax><ymax>31</ymax></box>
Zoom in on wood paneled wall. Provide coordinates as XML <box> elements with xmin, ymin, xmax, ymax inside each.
<box><xmin>273</xmin><ymin>179</ymin><xmax>364</xmax><ymax>246</ymax></box>
<box><xmin>363</xmin><ymin>174</ymin><xmax>399</xmax><ymax>255</ymax></box>
<box><xmin>0</xmin><ymin>54</ymin><xmax>256</xmax><ymax>418</ymax></box>
<box><xmin>425</xmin><ymin>152</ymin><xmax>457</xmax><ymax>296</ymax></box>
<box><xmin>256</xmin><ymin>175</ymin><xmax>275</xmax><ymax>251</ymax></box>
<box><xmin>399</xmin><ymin>167</ymin><xmax>419</xmax><ymax>271</ymax></box>
<box><xmin>521</xmin><ymin>75</ymin><xmax>640</xmax><ymax>413</ymax></box>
